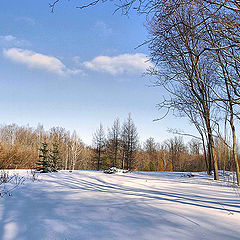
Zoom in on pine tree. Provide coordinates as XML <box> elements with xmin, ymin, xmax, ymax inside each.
<box><xmin>36</xmin><ymin>142</ymin><xmax>51</xmax><ymax>172</ymax></box>
<box><xmin>49</xmin><ymin>142</ymin><xmax>61</xmax><ymax>171</ymax></box>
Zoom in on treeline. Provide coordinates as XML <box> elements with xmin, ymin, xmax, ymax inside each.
<box><xmin>0</xmin><ymin>124</ymin><xmax>92</xmax><ymax>170</ymax></box>
<box><xmin>0</xmin><ymin>117</ymin><xmax>237</xmax><ymax>172</ymax></box>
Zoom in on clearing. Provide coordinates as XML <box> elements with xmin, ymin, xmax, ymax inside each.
<box><xmin>0</xmin><ymin>170</ymin><xmax>239</xmax><ymax>240</ymax></box>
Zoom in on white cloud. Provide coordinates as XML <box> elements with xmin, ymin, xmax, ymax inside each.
<box><xmin>83</xmin><ymin>53</ymin><xmax>152</xmax><ymax>75</ymax></box>
<box><xmin>0</xmin><ymin>35</ymin><xmax>29</xmax><ymax>47</ymax></box>
<box><xmin>1</xmin><ymin>35</ymin><xmax>16</xmax><ymax>42</ymax></box>
<box><xmin>3</xmin><ymin>49</ymin><xmax>151</xmax><ymax>77</ymax></box>
<box><xmin>3</xmin><ymin>48</ymin><xmax>82</xmax><ymax>76</ymax></box>
<box><xmin>15</xmin><ymin>17</ymin><xmax>36</xmax><ymax>26</ymax></box>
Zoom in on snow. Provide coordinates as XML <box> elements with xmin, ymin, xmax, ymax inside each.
<box><xmin>0</xmin><ymin>170</ymin><xmax>240</xmax><ymax>240</ymax></box>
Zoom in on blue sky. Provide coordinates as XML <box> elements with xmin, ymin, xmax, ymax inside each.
<box><xmin>0</xmin><ymin>0</ymin><xmax>197</xmax><ymax>144</ymax></box>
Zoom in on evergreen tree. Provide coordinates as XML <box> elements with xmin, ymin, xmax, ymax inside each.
<box><xmin>36</xmin><ymin>142</ymin><xmax>51</xmax><ymax>172</ymax></box>
<box><xmin>49</xmin><ymin>142</ymin><xmax>61</xmax><ymax>171</ymax></box>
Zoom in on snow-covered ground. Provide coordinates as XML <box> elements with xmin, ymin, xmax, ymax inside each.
<box><xmin>0</xmin><ymin>170</ymin><xmax>240</xmax><ymax>240</ymax></box>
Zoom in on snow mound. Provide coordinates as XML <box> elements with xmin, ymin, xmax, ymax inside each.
<box><xmin>104</xmin><ymin>167</ymin><xmax>129</xmax><ymax>174</ymax></box>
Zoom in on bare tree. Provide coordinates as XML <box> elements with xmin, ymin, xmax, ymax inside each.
<box><xmin>188</xmin><ymin>139</ymin><xmax>201</xmax><ymax>155</ymax></box>
<box><xmin>70</xmin><ymin>131</ymin><xmax>84</xmax><ymax>170</ymax></box>
<box><xmin>92</xmin><ymin>124</ymin><xmax>106</xmax><ymax>170</ymax></box>
<box><xmin>165</xmin><ymin>137</ymin><xmax>186</xmax><ymax>171</ymax></box>
<box><xmin>121</xmin><ymin>114</ymin><xmax>138</xmax><ymax>170</ymax></box>
<box><xmin>107</xmin><ymin>118</ymin><xmax>121</xmax><ymax>167</ymax></box>
<box><xmin>144</xmin><ymin>137</ymin><xmax>158</xmax><ymax>170</ymax></box>
<box><xmin>147</xmin><ymin>1</ymin><xmax>220</xmax><ymax>179</ymax></box>
<box><xmin>187</xmin><ymin>0</ymin><xmax>240</xmax><ymax>185</ymax></box>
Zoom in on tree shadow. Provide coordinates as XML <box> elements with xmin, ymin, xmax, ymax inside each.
<box><xmin>0</xmin><ymin>171</ymin><xmax>239</xmax><ymax>240</ymax></box>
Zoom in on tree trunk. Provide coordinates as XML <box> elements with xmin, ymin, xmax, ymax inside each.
<box><xmin>205</xmin><ymin>114</ymin><xmax>219</xmax><ymax>180</ymax></box>
<box><xmin>201</xmin><ymin>133</ymin><xmax>210</xmax><ymax>175</ymax></box>
<box><xmin>203</xmin><ymin>140</ymin><xmax>210</xmax><ymax>175</ymax></box>
<box><xmin>230</xmin><ymin>118</ymin><xmax>240</xmax><ymax>186</ymax></box>
<box><xmin>211</xmin><ymin>138</ymin><xmax>219</xmax><ymax>180</ymax></box>
<box><xmin>97</xmin><ymin>148</ymin><xmax>101</xmax><ymax>171</ymax></box>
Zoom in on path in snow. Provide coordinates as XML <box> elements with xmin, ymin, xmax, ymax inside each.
<box><xmin>0</xmin><ymin>170</ymin><xmax>239</xmax><ymax>240</ymax></box>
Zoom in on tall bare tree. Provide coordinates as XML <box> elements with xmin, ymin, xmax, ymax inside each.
<box><xmin>106</xmin><ymin>118</ymin><xmax>121</xmax><ymax>167</ymax></box>
<box><xmin>121</xmin><ymin>114</ymin><xmax>138</xmax><ymax>170</ymax></box>
<box><xmin>146</xmin><ymin>1</ymin><xmax>220</xmax><ymax>179</ymax></box>
<box><xmin>93</xmin><ymin>124</ymin><xmax>106</xmax><ymax>170</ymax></box>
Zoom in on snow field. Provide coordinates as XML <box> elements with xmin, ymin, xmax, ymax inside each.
<box><xmin>0</xmin><ymin>170</ymin><xmax>239</xmax><ymax>240</ymax></box>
